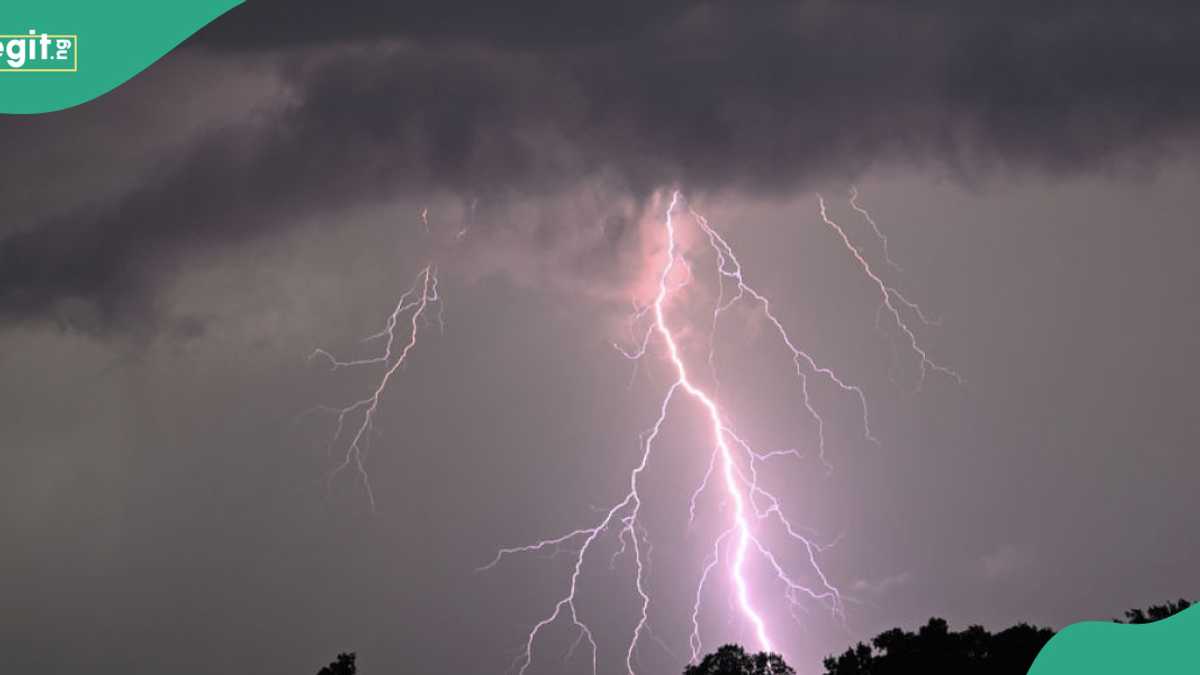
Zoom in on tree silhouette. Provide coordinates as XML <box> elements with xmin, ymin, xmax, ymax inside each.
<box><xmin>822</xmin><ymin>617</ymin><xmax>1054</xmax><ymax>675</ymax></box>
<box><xmin>305</xmin><ymin>600</ymin><xmax>1193</xmax><ymax>675</ymax></box>
<box><xmin>316</xmin><ymin>652</ymin><xmax>356</xmax><ymax>675</ymax></box>
<box><xmin>685</xmin><ymin>644</ymin><xmax>796</xmax><ymax>675</ymax></box>
<box><xmin>1116</xmin><ymin>598</ymin><xmax>1192</xmax><ymax>624</ymax></box>
<box><xmin>821</xmin><ymin>599</ymin><xmax>1194</xmax><ymax>674</ymax></box>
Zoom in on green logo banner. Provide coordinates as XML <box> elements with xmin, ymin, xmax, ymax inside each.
<box><xmin>0</xmin><ymin>0</ymin><xmax>242</xmax><ymax>114</ymax></box>
<box><xmin>1028</xmin><ymin>605</ymin><xmax>1200</xmax><ymax>675</ymax></box>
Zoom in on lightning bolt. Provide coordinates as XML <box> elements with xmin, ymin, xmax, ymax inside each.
<box><xmin>309</xmin><ymin>264</ymin><xmax>441</xmax><ymax>511</ymax></box>
<box><xmin>481</xmin><ymin>189</ymin><xmax>957</xmax><ymax>674</ymax></box>
<box><xmin>312</xmin><ymin>187</ymin><xmax>958</xmax><ymax>673</ymax></box>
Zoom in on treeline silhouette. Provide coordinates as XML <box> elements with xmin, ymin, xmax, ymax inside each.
<box><xmin>313</xmin><ymin>599</ymin><xmax>1192</xmax><ymax>674</ymax></box>
<box><xmin>1116</xmin><ymin>598</ymin><xmax>1190</xmax><ymax>624</ymax></box>
<box><xmin>822</xmin><ymin>598</ymin><xmax>1192</xmax><ymax>675</ymax></box>
<box><xmin>821</xmin><ymin>617</ymin><xmax>1053</xmax><ymax>675</ymax></box>
<box><xmin>316</xmin><ymin>652</ymin><xmax>355</xmax><ymax>675</ymax></box>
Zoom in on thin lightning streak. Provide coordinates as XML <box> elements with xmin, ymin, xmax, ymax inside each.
<box><xmin>480</xmin><ymin>382</ymin><xmax>679</xmax><ymax>675</ymax></box>
<box><xmin>848</xmin><ymin>189</ymin><xmax>943</xmax><ymax>329</ymax></box>
<box><xmin>848</xmin><ymin>186</ymin><xmax>901</xmax><ymax>274</ymax></box>
<box><xmin>310</xmin><ymin>265</ymin><xmax>441</xmax><ymax>510</ymax></box>
<box><xmin>688</xmin><ymin>448</ymin><xmax>720</xmax><ymax>528</ymax></box>
<box><xmin>816</xmin><ymin>195</ymin><xmax>962</xmax><ymax>390</ymax></box>
<box><xmin>690</xmin><ymin>527</ymin><xmax>733</xmax><ymax>662</ymax></box>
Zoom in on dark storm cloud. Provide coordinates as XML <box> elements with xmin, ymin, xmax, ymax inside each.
<box><xmin>4</xmin><ymin>0</ymin><xmax>1200</xmax><ymax>331</ymax></box>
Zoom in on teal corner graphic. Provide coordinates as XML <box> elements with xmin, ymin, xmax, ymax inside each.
<box><xmin>0</xmin><ymin>1</ymin><xmax>242</xmax><ymax>114</ymax></box>
<box><xmin>1029</xmin><ymin>605</ymin><xmax>1200</xmax><ymax>674</ymax></box>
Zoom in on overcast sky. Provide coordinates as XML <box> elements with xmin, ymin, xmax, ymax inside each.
<box><xmin>3</xmin><ymin>2</ymin><xmax>1200</xmax><ymax>674</ymax></box>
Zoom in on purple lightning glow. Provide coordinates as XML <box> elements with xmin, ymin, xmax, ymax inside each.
<box><xmin>311</xmin><ymin>188</ymin><xmax>957</xmax><ymax>673</ymax></box>
<box><xmin>478</xmin><ymin>190</ymin><xmax>957</xmax><ymax>674</ymax></box>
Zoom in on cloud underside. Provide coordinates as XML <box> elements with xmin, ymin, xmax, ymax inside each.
<box><xmin>3</xmin><ymin>1</ymin><xmax>1200</xmax><ymax>332</ymax></box>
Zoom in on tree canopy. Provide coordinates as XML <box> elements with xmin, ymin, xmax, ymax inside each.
<box><xmin>822</xmin><ymin>617</ymin><xmax>1053</xmax><ymax>675</ymax></box>
<box><xmin>820</xmin><ymin>599</ymin><xmax>1194</xmax><ymax>675</ymax></box>
<box><xmin>321</xmin><ymin>599</ymin><xmax>1192</xmax><ymax>675</ymax></box>
<box><xmin>316</xmin><ymin>652</ymin><xmax>356</xmax><ymax>675</ymax></box>
<box><xmin>1116</xmin><ymin>598</ymin><xmax>1191</xmax><ymax>624</ymax></box>
<box><xmin>684</xmin><ymin>644</ymin><xmax>796</xmax><ymax>675</ymax></box>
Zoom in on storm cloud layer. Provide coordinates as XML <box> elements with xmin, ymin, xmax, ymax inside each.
<box><xmin>3</xmin><ymin>0</ymin><xmax>1200</xmax><ymax>331</ymax></box>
